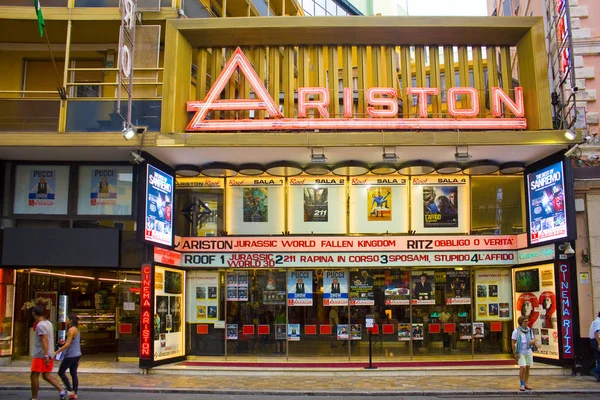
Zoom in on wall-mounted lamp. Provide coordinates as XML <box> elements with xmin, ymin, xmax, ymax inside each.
<box><xmin>559</xmin><ymin>242</ymin><xmax>575</xmax><ymax>255</ymax></box>
<box><xmin>564</xmin><ymin>128</ymin><xmax>577</xmax><ymax>141</ymax></box>
<box><xmin>454</xmin><ymin>145</ymin><xmax>471</xmax><ymax>162</ymax></box>
<box><xmin>382</xmin><ymin>146</ymin><xmax>398</xmax><ymax>162</ymax></box>
<box><xmin>310</xmin><ymin>147</ymin><xmax>327</xmax><ymax>163</ymax></box>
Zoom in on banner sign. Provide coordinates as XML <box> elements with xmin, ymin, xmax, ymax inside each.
<box><xmin>145</xmin><ymin>164</ymin><xmax>174</xmax><ymax>247</ymax></box>
<box><xmin>176</xmin><ymin>177</ymin><xmax>224</xmax><ymax>189</ymax></box>
<box><xmin>174</xmin><ymin>235</ymin><xmax>519</xmax><ymax>253</ymax></box>
<box><xmin>154</xmin><ymin>247</ymin><xmax>182</xmax><ymax>267</ymax></box>
<box><xmin>186</xmin><ymin>48</ymin><xmax>526</xmax><ymax>132</ymax></box>
<box><xmin>182</xmin><ymin>251</ymin><xmax>516</xmax><ymax>268</ymax></box>
<box><xmin>517</xmin><ymin>244</ymin><xmax>555</xmax><ymax>265</ymax></box>
<box><xmin>527</xmin><ymin>161</ymin><xmax>568</xmax><ymax>245</ymax></box>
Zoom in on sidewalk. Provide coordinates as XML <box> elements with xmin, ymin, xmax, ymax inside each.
<box><xmin>1</xmin><ymin>360</ymin><xmax>600</xmax><ymax>395</ymax></box>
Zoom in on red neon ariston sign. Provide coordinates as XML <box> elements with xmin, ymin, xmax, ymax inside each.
<box><xmin>186</xmin><ymin>47</ymin><xmax>527</xmax><ymax>132</ymax></box>
<box><xmin>140</xmin><ymin>264</ymin><xmax>152</xmax><ymax>359</ymax></box>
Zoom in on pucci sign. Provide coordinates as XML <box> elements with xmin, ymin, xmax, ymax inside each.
<box><xmin>186</xmin><ymin>47</ymin><xmax>527</xmax><ymax>132</ymax></box>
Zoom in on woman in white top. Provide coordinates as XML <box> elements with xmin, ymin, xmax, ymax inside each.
<box><xmin>511</xmin><ymin>315</ymin><xmax>538</xmax><ymax>391</ymax></box>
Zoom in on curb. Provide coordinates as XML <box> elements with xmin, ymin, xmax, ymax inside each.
<box><xmin>4</xmin><ymin>386</ymin><xmax>600</xmax><ymax>396</ymax></box>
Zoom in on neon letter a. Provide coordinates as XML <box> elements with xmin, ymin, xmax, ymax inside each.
<box><xmin>187</xmin><ymin>48</ymin><xmax>282</xmax><ymax>130</ymax></box>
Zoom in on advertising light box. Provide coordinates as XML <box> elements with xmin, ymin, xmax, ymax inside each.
<box><xmin>145</xmin><ymin>164</ymin><xmax>174</xmax><ymax>247</ymax></box>
<box><xmin>527</xmin><ymin>161</ymin><xmax>567</xmax><ymax>245</ymax></box>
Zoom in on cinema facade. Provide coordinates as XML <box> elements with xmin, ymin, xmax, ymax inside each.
<box><xmin>129</xmin><ymin>16</ymin><xmax>583</xmax><ymax>369</ymax></box>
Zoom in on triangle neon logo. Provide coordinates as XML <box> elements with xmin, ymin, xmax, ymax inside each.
<box><xmin>187</xmin><ymin>47</ymin><xmax>282</xmax><ymax>130</ymax></box>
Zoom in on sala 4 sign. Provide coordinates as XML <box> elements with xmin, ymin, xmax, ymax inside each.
<box><xmin>186</xmin><ymin>47</ymin><xmax>526</xmax><ymax>132</ymax></box>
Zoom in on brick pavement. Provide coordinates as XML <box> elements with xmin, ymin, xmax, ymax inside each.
<box><xmin>1</xmin><ymin>366</ymin><xmax>599</xmax><ymax>395</ymax></box>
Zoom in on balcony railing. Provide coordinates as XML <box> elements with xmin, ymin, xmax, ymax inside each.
<box><xmin>0</xmin><ymin>99</ymin><xmax>60</xmax><ymax>132</ymax></box>
<box><xmin>66</xmin><ymin>99</ymin><xmax>161</xmax><ymax>132</ymax></box>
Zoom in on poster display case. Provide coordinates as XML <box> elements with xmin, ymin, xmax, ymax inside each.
<box><xmin>226</xmin><ymin>177</ymin><xmax>284</xmax><ymax>235</ymax></box>
<box><xmin>349</xmin><ymin>176</ymin><xmax>408</xmax><ymax>234</ymax></box>
<box><xmin>410</xmin><ymin>175</ymin><xmax>469</xmax><ymax>234</ymax></box>
<box><xmin>153</xmin><ymin>265</ymin><xmax>185</xmax><ymax>361</ymax></box>
<box><xmin>287</xmin><ymin>176</ymin><xmax>346</xmax><ymax>234</ymax></box>
<box><xmin>13</xmin><ymin>165</ymin><xmax>70</xmax><ymax>215</ymax></box>
<box><xmin>77</xmin><ymin>165</ymin><xmax>134</xmax><ymax>216</ymax></box>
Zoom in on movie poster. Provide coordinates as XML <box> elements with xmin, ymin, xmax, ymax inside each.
<box><xmin>350</xmin><ymin>324</ymin><xmax>362</xmax><ymax>341</ymax></box>
<box><xmin>90</xmin><ymin>168</ymin><xmax>117</xmax><ymax>206</ymax></box>
<box><xmin>367</xmin><ymin>186</ymin><xmax>392</xmax><ymax>221</ymax></box>
<box><xmin>226</xmin><ymin>324</ymin><xmax>238</xmax><ymax>340</ymax></box>
<box><xmin>243</xmin><ymin>188</ymin><xmax>268</xmax><ymax>222</ymax></box>
<box><xmin>411</xmin><ymin>270</ymin><xmax>436</xmax><ymax>305</ymax></box>
<box><xmin>29</xmin><ymin>169</ymin><xmax>56</xmax><ymax>207</ymax></box>
<box><xmin>262</xmin><ymin>271</ymin><xmax>287</xmax><ymax>305</ymax></box>
<box><xmin>226</xmin><ymin>271</ymin><xmax>249</xmax><ymax>301</ymax></box>
<box><xmin>384</xmin><ymin>270</ymin><xmax>411</xmax><ymax>305</ymax></box>
<box><xmin>473</xmin><ymin>322</ymin><xmax>484</xmax><ymax>338</ymax></box>
<box><xmin>513</xmin><ymin>264</ymin><xmax>558</xmax><ymax>359</ymax></box>
<box><xmin>288</xmin><ymin>324</ymin><xmax>300</xmax><ymax>341</ymax></box>
<box><xmin>460</xmin><ymin>323</ymin><xmax>472</xmax><ymax>340</ymax></box>
<box><xmin>398</xmin><ymin>323</ymin><xmax>411</xmax><ymax>341</ymax></box>
<box><xmin>527</xmin><ymin>161</ymin><xmax>568</xmax><ymax>244</ymax></box>
<box><xmin>156</xmin><ymin>296</ymin><xmax>169</xmax><ymax>334</ymax></box>
<box><xmin>412</xmin><ymin>323</ymin><xmax>424</xmax><ymax>340</ymax></box>
<box><xmin>445</xmin><ymin>270</ymin><xmax>471</xmax><ymax>305</ymax></box>
<box><xmin>349</xmin><ymin>270</ymin><xmax>375</xmax><ymax>305</ymax></box>
<box><xmin>337</xmin><ymin>324</ymin><xmax>349</xmax><ymax>340</ymax></box>
<box><xmin>287</xmin><ymin>271</ymin><xmax>313</xmax><ymax>306</ymax></box>
<box><xmin>169</xmin><ymin>296</ymin><xmax>182</xmax><ymax>333</ymax></box>
<box><xmin>323</xmin><ymin>270</ymin><xmax>348</xmax><ymax>306</ymax></box>
<box><xmin>304</xmin><ymin>187</ymin><xmax>328</xmax><ymax>222</ymax></box>
<box><xmin>423</xmin><ymin>185</ymin><xmax>458</xmax><ymax>227</ymax></box>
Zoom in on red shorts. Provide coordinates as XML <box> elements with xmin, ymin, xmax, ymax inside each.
<box><xmin>31</xmin><ymin>358</ymin><xmax>54</xmax><ymax>373</ymax></box>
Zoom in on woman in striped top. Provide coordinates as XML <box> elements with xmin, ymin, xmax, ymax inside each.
<box><xmin>54</xmin><ymin>314</ymin><xmax>82</xmax><ymax>400</ymax></box>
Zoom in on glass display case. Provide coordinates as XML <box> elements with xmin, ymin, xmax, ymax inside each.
<box><xmin>72</xmin><ymin>309</ymin><xmax>117</xmax><ymax>353</ymax></box>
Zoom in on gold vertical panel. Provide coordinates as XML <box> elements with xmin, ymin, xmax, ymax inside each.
<box><xmin>487</xmin><ymin>46</ymin><xmax>499</xmax><ymax>89</ymax></box>
<box><xmin>211</xmin><ymin>48</ymin><xmax>223</xmax><ymax>119</ymax></box>
<box><xmin>399</xmin><ymin>46</ymin><xmax>411</xmax><ymax>117</ymax></box>
<box><xmin>314</xmin><ymin>46</ymin><xmax>326</xmax><ymax>116</ymax></box>
<box><xmin>356</xmin><ymin>46</ymin><xmax>368</xmax><ymax>116</ymax></box>
<box><xmin>239</xmin><ymin>47</ymin><xmax>252</xmax><ymax>119</ymax></box>
<box><xmin>457</xmin><ymin>46</ymin><xmax>469</xmax><ymax>106</ymax></box>
<box><xmin>269</xmin><ymin>46</ymin><xmax>281</xmax><ymax>115</ymax></box>
<box><xmin>500</xmin><ymin>46</ymin><xmax>513</xmax><ymax>93</ymax></box>
<box><xmin>443</xmin><ymin>45</ymin><xmax>455</xmax><ymax>111</ymax></box>
<box><xmin>472</xmin><ymin>46</ymin><xmax>486</xmax><ymax>113</ymax></box>
<box><xmin>161</xmin><ymin>21</ymin><xmax>193</xmax><ymax>134</ymax></box>
<box><xmin>516</xmin><ymin>18</ymin><xmax>552</xmax><ymax>130</ymax></box>
<box><xmin>196</xmin><ymin>48</ymin><xmax>209</xmax><ymax>101</ymax></box>
<box><xmin>225</xmin><ymin>48</ymin><xmax>236</xmax><ymax>119</ymax></box>
<box><xmin>385</xmin><ymin>46</ymin><xmax>397</xmax><ymax>91</ymax></box>
<box><xmin>282</xmin><ymin>46</ymin><xmax>295</xmax><ymax>117</ymax></box>
<box><xmin>342</xmin><ymin>46</ymin><xmax>353</xmax><ymax>117</ymax></box>
<box><xmin>414</xmin><ymin>46</ymin><xmax>426</xmax><ymax>88</ymax></box>
<box><xmin>328</xmin><ymin>46</ymin><xmax>339</xmax><ymax>117</ymax></box>
<box><xmin>256</xmin><ymin>47</ymin><xmax>267</xmax><ymax>119</ymax></box>
<box><xmin>429</xmin><ymin>45</ymin><xmax>441</xmax><ymax>116</ymax></box>
<box><xmin>298</xmin><ymin>46</ymin><xmax>310</xmax><ymax>88</ymax></box>
<box><xmin>372</xmin><ymin>46</ymin><xmax>382</xmax><ymax>88</ymax></box>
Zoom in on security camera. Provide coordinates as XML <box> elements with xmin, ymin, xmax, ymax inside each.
<box><xmin>564</xmin><ymin>143</ymin><xmax>580</xmax><ymax>158</ymax></box>
<box><xmin>129</xmin><ymin>151</ymin><xmax>145</xmax><ymax>165</ymax></box>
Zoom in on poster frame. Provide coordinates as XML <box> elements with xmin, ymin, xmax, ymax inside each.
<box><xmin>10</xmin><ymin>163</ymin><xmax>71</xmax><ymax>217</ymax></box>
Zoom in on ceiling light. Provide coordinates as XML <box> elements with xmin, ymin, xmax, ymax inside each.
<box><xmin>370</xmin><ymin>162</ymin><xmax>398</xmax><ymax>175</ymax></box>
<box><xmin>199</xmin><ymin>162</ymin><xmax>238</xmax><ymax>177</ymax></box>
<box><xmin>304</xmin><ymin>163</ymin><xmax>331</xmax><ymax>176</ymax></box>
<box><xmin>310</xmin><ymin>147</ymin><xmax>327</xmax><ymax>163</ymax></box>
<box><xmin>454</xmin><ymin>145</ymin><xmax>472</xmax><ymax>162</ymax></box>
<box><xmin>397</xmin><ymin>160</ymin><xmax>435</xmax><ymax>176</ymax></box>
<box><xmin>462</xmin><ymin>160</ymin><xmax>500</xmax><ymax>175</ymax></box>
<box><xmin>265</xmin><ymin>161</ymin><xmax>303</xmax><ymax>177</ymax></box>
<box><xmin>175</xmin><ymin>164</ymin><xmax>201</xmax><ymax>177</ymax></box>
<box><xmin>499</xmin><ymin>162</ymin><xmax>526</xmax><ymax>174</ymax></box>
<box><xmin>435</xmin><ymin>162</ymin><xmax>463</xmax><ymax>175</ymax></box>
<box><xmin>332</xmin><ymin>161</ymin><xmax>370</xmax><ymax>176</ymax></box>
<box><xmin>238</xmin><ymin>163</ymin><xmax>265</xmax><ymax>176</ymax></box>
<box><xmin>564</xmin><ymin>129</ymin><xmax>577</xmax><ymax>141</ymax></box>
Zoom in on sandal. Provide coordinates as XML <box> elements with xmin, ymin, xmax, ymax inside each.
<box><xmin>525</xmin><ymin>386</ymin><xmax>533</xmax><ymax>390</ymax></box>
<box><xmin>520</xmin><ymin>386</ymin><xmax>525</xmax><ymax>391</ymax></box>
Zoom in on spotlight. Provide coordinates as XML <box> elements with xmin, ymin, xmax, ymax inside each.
<box><xmin>454</xmin><ymin>145</ymin><xmax>471</xmax><ymax>162</ymax></box>
<box><xmin>310</xmin><ymin>147</ymin><xmax>327</xmax><ymax>163</ymax></box>
<box><xmin>122</xmin><ymin>125</ymin><xmax>136</xmax><ymax>140</ymax></box>
<box><xmin>564</xmin><ymin>129</ymin><xmax>577</xmax><ymax>141</ymax></box>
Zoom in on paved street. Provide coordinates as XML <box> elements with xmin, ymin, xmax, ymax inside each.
<box><xmin>2</xmin><ymin>392</ymin><xmax>600</xmax><ymax>400</ymax></box>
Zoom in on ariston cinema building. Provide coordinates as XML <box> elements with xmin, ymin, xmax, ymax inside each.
<box><xmin>0</xmin><ymin>13</ymin><xmax>583</xmax><ymax>370</ymax></box>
